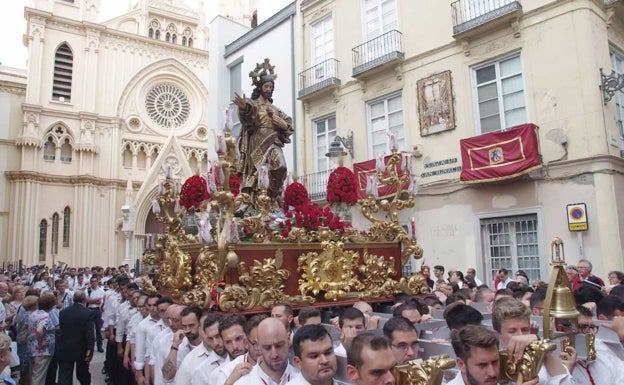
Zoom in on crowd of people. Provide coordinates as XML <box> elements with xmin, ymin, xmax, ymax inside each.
<box><xmin>0</xmin><ymin>259</ymin><xmax>622</xmax><ymax>385</ymax></box>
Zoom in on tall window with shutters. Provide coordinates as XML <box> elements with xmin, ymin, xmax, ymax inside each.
<box><xmin>611</xmin><ymin>49</ymin><xmax>624</xmax><ymax>154</ymax></box>
<box><xmin>39</xmin><ymin>219</ymin><xmax>47</xmax><ymax>261</ymax></box>
<box><xmin>367</xmin><ymin>92</ymin><xmax>405</xmax><ymax>157</ymax></box>
<box><xmin>63</xmin><ymin>206</ymin><xmax>70</xmax><ymax>247</ymax></box>
<box><xmin>311</xmin><ymin>15</ymin><xmax>334</xmax><ymax>81</ymax></box>
<box><xmin>51</xmin><ymin>213</ymin><xmax>59</xmax><ymax>255</ymax></box>
<box><xmin>52</xmin><ymin>43</ymin><xmax>73</xmax><ymax>102</ymax></box>
<box><xmin>472</xmin><ymin>52</ymin><xmax>528</xmax><ymax>134</ymax></box>
<box><xmin>314</xmin><ymin>115</ymin><xmax>337</xmax><ymax>172</ymax></box>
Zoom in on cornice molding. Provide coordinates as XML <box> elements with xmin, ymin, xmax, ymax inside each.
<box><xmin>5</xmin><ymin>171</ymin><xmax>142</xmax><ymax>190</ymax></box>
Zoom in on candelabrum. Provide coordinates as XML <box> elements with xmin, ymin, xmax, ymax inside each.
<box><xmin>143</xmin><ymin>171</ymin><xmax>194</xmax><ymax>298</ymax></box>
<box><xmin>359</xmin><ymin>148</ymin><xmax>423</xmax><ymax>265</ymax></box>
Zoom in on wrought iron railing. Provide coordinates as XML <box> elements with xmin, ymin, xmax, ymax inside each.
<box><xmin>298</xmin><ymin>58</ymin><xmax>340</xmax><ymax>99</ymax></box>
<box><xmin>451</xmin><ymin>0</ymin><xmax>522</xmax><ymax>34</ymax></box>
<box><xmin>352</xmin><ymin>29</ymin><xmax>403</xmax><ymax>76</ymax></box>
<box><xmin>298</xmin><ymin>169</ymin><xmax>331</xmax><ymax>202</ymax></box>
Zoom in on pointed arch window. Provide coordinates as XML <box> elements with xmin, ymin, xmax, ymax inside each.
<box><xmin>188</xmin><ymin>38</ymin><xmax>193</xmax><ymax>48</ymax></box>
<box><xmin>149</xmin><ymin>28</ymin><xmax>154</xmax><ymax>38</ymax></box>
<box><xmin>51</xmin><ymin>213</ymin><xmax>59</xmax><ymax>255</ymax></box>
<box><xmin>155</xmin><ymin>30</ymin><xmax>160</xmax><ymax>40</ymax></box>
<box><xmin>182</xmin><ymin>36</ymin><xmax>187</xmax><ymax>46</ymax></box>
<box><xmin>166</xmin><ymin>32</ymin><xmax>171</xmax><ymax>42</ymax></box>
<box><xmin>63</xmin><ymin>207</ymin><xmax>70</xmax><ymax>247</ymax></box>
<box><xmin>172</xmin><ymin>34</ymin><xmax>177</xmax><ymax>44</ymax></box>
<box><xmin>60</xmin><ymin>138</ymin><xmax>72</xmax><ymax>162</ymax></box>
<box><xmin>39</xmin><ymin>219</ymin><xmax>47</xmax><ymax>261</ymax></box>
<box><xmin>44</xmin><ymin>136</ymin><xmax>56</xmax><ymax>161</ymax></box>
<box><xmin>53</xmin><ymin>43</ymin><xmax>73</xmax><ymax>102</ymax></box>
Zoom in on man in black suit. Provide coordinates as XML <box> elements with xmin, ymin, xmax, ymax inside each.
<box><xmin>57</xmin><ymin>290</ymin><xmax>96</xmax><ymax>385</ymax></box>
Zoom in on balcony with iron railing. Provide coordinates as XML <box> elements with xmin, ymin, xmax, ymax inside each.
<box><xmin>298</xmin><ymin>58</ymin><xmax>341</xmax><ymax>100</ymax></box>
<box><xmin>451</xmin><ymin>0</ymin><xmax>522</xmax><ymax>38</ymax></box>
<box><xmin>352</xmin><ymin>29</ymin><xmax>404</xmax><ymax>78</ymax></box>
<box><xmin>298</xmin><ymin>169</ymin><xmax>331</xmax><ymax>202</ymax></box>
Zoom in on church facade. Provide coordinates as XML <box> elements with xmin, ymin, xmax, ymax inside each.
<box><xmin>1</xmin><ymin>0</ymin><xmax>228</xmax><ymax>269</ymax></box>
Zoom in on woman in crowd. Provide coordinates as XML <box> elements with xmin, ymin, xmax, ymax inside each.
<box><xmin>606</xmin><ymin>270</ymin><xmax>624</xmax><ymax>296</ymax></box>
<box><xmin>30</xmin><ymin>273</ymin><xmax>49</xmax><ymax>293</ymax></box>
<box><xmin>26</xmin><ymin>293</ymin><xmax>56</xmax><ymax>385</ymax></box>
<box><xmin>0</xmin><ymin>332</ymin><xmax>16</xmax><ymax>385</ymax></box>
<box><xmin>5</xmin><ymin>285</ymin><xmax>25</xmax><ymax>327</ymax></box>
<box><xmin>15</xmin><ymin>296</ymin><xmax>38</xmax><ymax>385</ymax></box>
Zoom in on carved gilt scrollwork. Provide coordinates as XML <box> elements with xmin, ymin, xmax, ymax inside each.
<box><xmin>298</xmin><ymin>241</ymin><xmax>364</xmax><ymax>301</ymax></box>
<box><xmin>499</xmin><ymin>339</ymin><xmax>556</xmax><ymax>382</ymax></box>
<box><xmin>358</xmin><ymin>250</ymin><xmax>398</xmax><ymax>297</ymax></box>
<box><xmin>395</xmin><ymin>355</ymin><xmax>456</xmax><ymax>385</ymax></box>
<box><xmin>218</xmin><ymin>250</ymin><xmax>314</xmax><ymax>312</ymax></box>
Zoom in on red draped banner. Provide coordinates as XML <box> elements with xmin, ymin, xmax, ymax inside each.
<box><xmin>353</xmin><ymin>155</ymin><xmax>410</xmax><ymax>199</ymax></box>
<box><xmin>460</xmin><ymin>123</ymin><xmax>542</xmax><ymax>183</ymax></box>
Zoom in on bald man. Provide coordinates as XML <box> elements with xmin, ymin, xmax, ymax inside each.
<box><xmin>152</xmin><ymin>304</ymin><xmax>192</xmax><ymax>385</ymax></box>
<box><xmin>234</xmin><ymin>318</ymin><xmax>299</xmax><ymax>385</ymax></box>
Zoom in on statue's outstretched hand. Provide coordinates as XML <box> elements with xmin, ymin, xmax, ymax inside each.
<box><xmin>233</xmin><ymin>93</ymin><xmax>247</xmax><ymax>109</ymax></box>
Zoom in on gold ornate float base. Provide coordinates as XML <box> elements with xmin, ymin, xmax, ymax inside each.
<box><xmin>146</xmin><ymin>240</ymin><xmax>428</xmax><ymax>312</ymax></box>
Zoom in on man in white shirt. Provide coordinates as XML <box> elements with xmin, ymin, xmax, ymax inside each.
<box><xmin>492</xmin><ymin>297</ymin><xmax>574</xmax><ymax>385</ymax></box>
<box><xmin>233</xmin><ymin>317</ymin><xmax>299</xmax><ymax>385</ymax></box>
<box><xmin>133</xmin><ymin>294</ymin><xmax>163</xmax><ymax>385</ymax></box>
<box><xmin>496</xmin><ymin>268</ymin><xmax>513</xmax><ymax>290</ymax></box>
<box><xmin>287</xmin><ymin>324</ymin><xmax>337</xmax><ymax>385</ymax></box>
<box><xmin>570</xmin><ymin>305</ymin><xmax>624</xmax><ymax>383</ymax></box>
<box><xmin>208</xmin><ymin>314</ymin><xmax>265</xmax><ymax>385</ymax></box>
<box><xmin>115</xmin><ymin>285</ymin><xmax>140</xmax><ymax>384</ymax></box>
<box><xmin>271</xmin><ymin>303</ymin><xmax>294</xmax><ymax>337</ymax></box>
<box><xmin>152</xmin><ymin>304</ymin><xmax>192</xmax><ymax>385</ymax></box>
<box><xmin>171</xmin><ymin>306</ymin><xmax>205</xmax><ymax>385</ymax></box>
<box><xmin>146</xmin><ymin>297</ymin><xmax>173</xmax><ymax>385</ymax></box>
<box><xmin>449</xmin><ymin>324</ymin><xmax>537</xmax><ymax>385</ymax></box>
<box><xmin>127</xmin><ymin>294</ymin><xmax>147</xmax><ymax>380</ymax></box>
<box><xmin>192</xmin><ymin>315</ymin><xmax>249</xmax><ymax>385</ymax></box>
<box><xmin>190</xmin><ymin>313</ymin><xmax>229</xmax><ymax>385</ymax></box>
<box><xmin>333</xmin><ymin>308</ymin><xmax>366</xmax><ymax>357</ymax></box>
<box><xmin>85</xmin><ymin>276</ymin><xmax>105</xmax><ymax>352</ymax></box>
<box><xmin>345</xmin><ymin>334</ymin><xmax>395</xmax><ymax>385</ymax></box>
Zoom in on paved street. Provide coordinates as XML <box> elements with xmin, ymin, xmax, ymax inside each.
<box><xmin>88</xmin><ymin>348</ymin><xmax>106</xmax><ymax>385</ymax></box>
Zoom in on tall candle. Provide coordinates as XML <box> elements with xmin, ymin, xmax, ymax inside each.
<box><xmin>376</xmin><ymin>154</ymin><xmax>385</xmax><ymax>172</ymax></box>
<box><xmin>401</xmin><ymin>152</ymin><xmax>411</xmax><ymax>173</ymax></box>
<box><xmin>408</xmin><ymin>175</ymin><xmax>419</xmax><ymax>196</ymax></box>
<box><xmin>216</xmin><ymin>133</ymin><xmax>226</xmax><ymax>154</ymax></box>
<box><xmin>410</xmin><ymin>217</ymin><xmax>416</xmax><ymax>239</ymax></box>
<box><xmin>387</xmin><ymin>131</ymin><xmax>398</xmax><ymax>151</ymax></box>
<box><xmin>151</xmin><ymin>199</ymin><xmax>160</xmax><ymax>214</ymax></box>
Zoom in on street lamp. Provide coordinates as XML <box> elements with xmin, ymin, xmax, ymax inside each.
<box><xmin>325</xmin><ymin>132</ymin><xmax>354</xmax><ymax>158</ymax></box>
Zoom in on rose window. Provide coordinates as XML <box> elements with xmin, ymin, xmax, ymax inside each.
<box><xmin>145</xmin><ymin>83</ymin><xmax>190</xmax><ymax>128</ymax></box>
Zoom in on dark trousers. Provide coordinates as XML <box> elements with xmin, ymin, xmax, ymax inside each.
<box><xmin>104</xmin><ymin>335</ymin><xmax>117</xmax><ymax>383</ymax></box>
<box><xmin>90</xmin><ymin>308</ymin><xmax>103</xmax><ymax>349</ymax></box>
<box><xmin>58</xmin><ymin>360</ymin><xmax>90</xmax><ymax>385</ymax></box>
<box><xmin>116</xmin><ymin>336</ymin><xmax>134</xmax><ymax>385</ymax></box>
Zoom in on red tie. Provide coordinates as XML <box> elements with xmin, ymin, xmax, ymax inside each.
<box><xmin>578</xmin><ymin>362</ymin><xmax>596</xmax><ymax>385</ymax></box>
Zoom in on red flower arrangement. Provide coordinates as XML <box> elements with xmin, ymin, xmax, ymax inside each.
<box><xmin>278</xmin><ymin>202</ymin><xmax>350</xmax><ymax>237</ymax></box>
<box><xmin>229</xmin><ymin>174</ymin><xmax>240</xmax><ymax>196</ymax></box>
<box><xmin>326</xmin><ymin>166</ymin><xmax>358</xmax><ymax>205</ymax></box>
<box><xmin>283</xmin><ymin>182</ymin><xmax>310</xmax><ymax>209</ymax></box>
<box><xmin>179</xmin><ymin>175</ymin><xmax>211</xmax><ymax>209</ymax></box>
